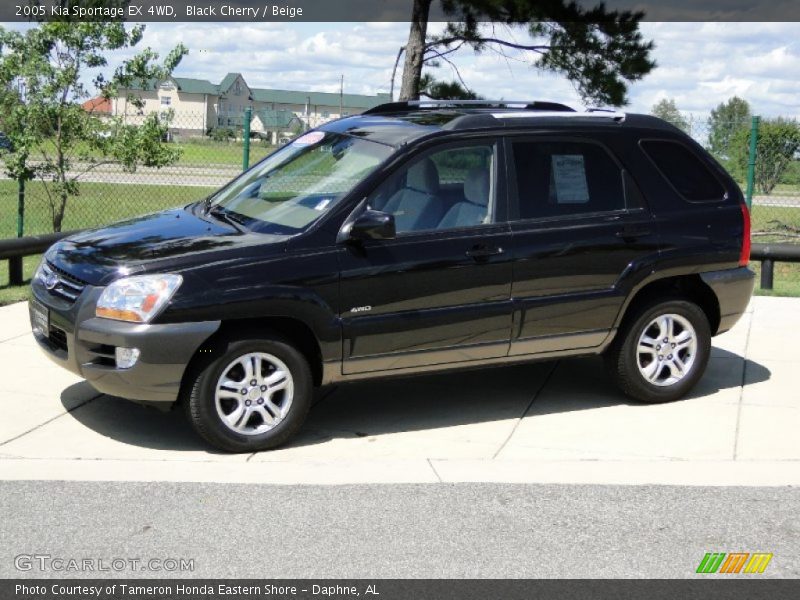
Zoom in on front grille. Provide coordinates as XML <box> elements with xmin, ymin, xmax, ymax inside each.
<box><xmin>41</xmin><ymin>262</ymin><xmax>87</xmax><ymax>303</ymax></box>
<box><xmin>48</xmin><ymin>326</ymin><xmax>68</xmax><ymax>352</ymax></box>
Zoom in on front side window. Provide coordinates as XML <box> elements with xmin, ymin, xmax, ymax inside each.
<box><xmin>368</xmin><ymin>144</ymin><xmax>495</xmax><ymax>234</ymax></box>
<box><xmin>511</xmin><ymin>140</ymin><xmax>625</xmax><ymax>220</ymax></box>
<box><xmin>208</xmin><ymin>131</ymin><xmax>393</xmax><ymax>235</ymax></box>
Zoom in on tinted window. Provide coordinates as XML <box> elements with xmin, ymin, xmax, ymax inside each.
<box><xmin>640</xmin><ymin>140</ymin><xmax>725</xmax><ymax>202</ymax></box>
<box><xmin>368</xmin><ymin>144</ymin><xmax>495</xmax><ymax>233</ymax></box>
<box><xmin>511</xmin><ymin>141</ymin><xmax>625</xmax><ymax>220</ymax></box>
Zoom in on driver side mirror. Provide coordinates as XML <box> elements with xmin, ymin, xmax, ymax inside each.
<box><xmin>344</xmin><ymin>209</ymin><xmax>396</xmax><ymax>242</ymax></box>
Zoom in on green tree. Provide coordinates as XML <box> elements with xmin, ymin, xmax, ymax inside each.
<box><xmin>210</xmin><ymin>127</ymin><xmax>236</xmax><ymax>143</ymax></box>
<box><xmin>394</xmin><ymin>0</ymin><xmax>655</xmax><ymax>105</ymax></box>
<box><xmin>708</xmin><ymin>96</ymin><xmax>751</xmax><ymax>160</ymax></box>
<box><xmin>0</xmin><ymin>20</ymin><xmax>187</xmax><ymax>232</ymax></box>
<box><xmin>650</xmin><ymin>98</ymin><xmax>689</xmax><ymax>132</ymax></box>
<box><xmin>418</xmin><ymin>74</ymin><xmax>482</xmax><ymax>99</ymax></box>
<box><xmin>730</xmin><ymin>118</ymin><xmax>800</xmax><ymax>195</ymax></box>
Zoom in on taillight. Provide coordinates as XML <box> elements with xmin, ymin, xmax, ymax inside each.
<box><xmin>739</xmin><ymin>203</ymin><xmax>751</xmax><ymax>267</ymax></box>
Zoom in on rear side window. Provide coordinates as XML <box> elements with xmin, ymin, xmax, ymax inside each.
<box><xmin>511</xmin><ymin>140</ymin><xmax>626</xmax><ymax>220</ymax></box>
<box><xmin>640</xmin><ymin>140</ymin><xmax>726</xmax><ymax>202</ymax></box>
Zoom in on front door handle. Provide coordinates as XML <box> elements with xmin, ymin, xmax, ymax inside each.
<box><xmin>466</xmin><ymin>244</ymin><xmax>504</xmax><ymax>260</ymax></box>
<box><xmin>616</xmin><ymin>225</ymin><xmax>652</xmax><ymax>240</ymax></box>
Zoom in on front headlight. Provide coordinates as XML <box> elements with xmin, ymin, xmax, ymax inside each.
<box><xmin>33</xmin><ymin>258</ymin><xmax>46</xmax><ymax>284</ymax></box>
<box><xmin>96</xmin><ymin>274</ymin><xmax>182</xmax><ymax>323</ymax></box>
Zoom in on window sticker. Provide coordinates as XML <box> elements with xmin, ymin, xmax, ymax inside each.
<box><xmin>314</xmin><ymin>198</ymin><xmax>332</xmax><ymax>211</ymax></box>
<box><xmin>551</xmin><ymin>154</ymin><xmax>590</xmax><ymax>204</ymax></box>
<box><xmin>293</xmin><ymin>131</ymin><xmax>325</xmax><ymax>146</ymax></box>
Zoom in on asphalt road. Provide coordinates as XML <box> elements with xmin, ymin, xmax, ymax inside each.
<box><xmin>2</xmin><ymin>481</ymin><xmax>798</xmax><ymax>579</ymax></box>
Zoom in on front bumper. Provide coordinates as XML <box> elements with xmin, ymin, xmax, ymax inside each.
<box><xmin>30</xmin><ymin>281</ymin><xmax>220</xmax><ymax>405</ymax></box>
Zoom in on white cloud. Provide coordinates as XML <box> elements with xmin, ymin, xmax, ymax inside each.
<box><xmin>3</xmin><ymin>20</ymin><xmax>799</xmax><ymax>118</ymax></box>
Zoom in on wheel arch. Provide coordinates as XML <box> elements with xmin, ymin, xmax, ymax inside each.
<box><xmin>178</xmin><ymin>316</ymin><xmax>325</xmax><ymax>405</ymax></box>
<box><xmin>616</xmin><ymin>274</ymin><xmax>721</xmax><ymax>337</ymax></box>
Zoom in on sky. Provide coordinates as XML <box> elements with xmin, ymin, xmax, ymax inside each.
<box><xmin>4</xmin><ymin>21</ymin><xmax>800</xmax><ymax>118</ymax></box>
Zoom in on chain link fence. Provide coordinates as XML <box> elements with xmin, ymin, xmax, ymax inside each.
<box><xmin>2</xmin><ymin>110</ymin><xmax>800</xmax><ymax>294</ymax></box>
<box><xmin>681</xmin><ymin>115</ymin><xmax>800</xmax><ymax>295</ymax></box>
<box><xmin>0</xmin><ymin>113</ymin><xmax>282</xmax><ymax>240</ymax></box>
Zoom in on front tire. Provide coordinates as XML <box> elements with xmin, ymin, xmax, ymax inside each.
<box><xmin>185</xmin><ymin>337</ymin><xmax>313</xmax><ymax>452</ymax></box>
<box><xmin>605</xmin><ymin>299</ymin><xmax>711</xmax><ymax>403</ymax></box>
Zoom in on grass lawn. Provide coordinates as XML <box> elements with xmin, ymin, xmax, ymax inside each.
<box><xmin>68</xmin><ymin>138</ymin><xmax>276</xmax><ymax>168</ymax></box>
<box><xmin>750</xmin><ymin>260</ymin><xmax>800</xmax><ymax>296</ymax></box>
<box><xmin>768</xmin><ymin>183</ymin><xmax>800</xmax><ymax>196</ymax></box>
<box><xmin>1</xmin><ymin>180</ymin><xmax>216</xmax><ymax>239</ymax></box>
<box><xmin>0</xmin><ymin>254</ymin><xmax>38</xmax><ymax>306</ymax></box>
<box><xmin>750</xmin><ymin>204</ymin><xmax>800</xmax><ymax>242</ymax></box>
<box><xmin>177</xmin><ymin>139</ymin><xmax>275</xmax><ymax>166</ymax></box>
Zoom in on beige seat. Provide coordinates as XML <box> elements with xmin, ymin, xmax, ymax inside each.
<box><xmin>437</xmin><ymin>167</ymin><xmax>490</xmax><ymax>229</ymax></box>
<box><xmin>382</xmin><ymin>159</ymin><xmax>444</xmax><ymax>232</ymax></box>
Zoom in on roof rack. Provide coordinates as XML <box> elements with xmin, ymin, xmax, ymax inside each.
<box><xmin>586</xmin><ymin>107</ymin><xmax>621</xmax><ymax>114</ymax></box>
<box><xmin>363</xmin><ymin>99</ymin><xmax>576</xmax><ymax>115</ymax></box>
<box><xmin>490</xmin><ymin>110</ymin><xmax>626</xmax><ymax>122</ymax></box>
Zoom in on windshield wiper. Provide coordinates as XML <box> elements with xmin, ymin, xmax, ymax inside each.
<box><xmin>208</xmin><ymin>205</ymin><xmax>247</xmax><ymax>233</ymax></box>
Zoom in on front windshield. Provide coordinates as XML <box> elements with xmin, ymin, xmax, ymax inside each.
<box><xmin>208</xmin><ymin>131</ymin><xmax>393</xmax><ymax>234</ymax></box>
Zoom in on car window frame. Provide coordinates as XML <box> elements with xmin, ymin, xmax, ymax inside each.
<box><xmin>503</xmin><ymin>134</ymin><xmax>644</xmax><ymax>225</ymax></box>
<box><xmin>638</xmin><ymin>137</ymin><xmax>729</xmax><ymax>204</ymax></box>
<box><xmin>362</xmin><ymin>136</ymin><xmax>506</xmax><ymax>239</ymax></box>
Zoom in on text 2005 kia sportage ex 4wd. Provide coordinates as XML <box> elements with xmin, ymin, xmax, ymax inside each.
<box><xmin>30</xmin><ymin>100</ymin><xmax>754</xmax><ymax>452</ymax></box>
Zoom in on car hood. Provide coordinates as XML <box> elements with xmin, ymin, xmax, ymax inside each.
<box><xmin>46</xmin><ymin>204</ymin><xmax>289</xmax><ymax>286</ymax></box>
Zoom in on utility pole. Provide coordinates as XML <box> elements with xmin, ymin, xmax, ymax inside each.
<box><xmin>242</xmin><ymin>106</ymin><xmax>251</xmax><ymax>171</ymax></box>
<box><xmin>339</xmin><ymin>74</ymin><xmax>344</xmax><ymax>117</ymax></box>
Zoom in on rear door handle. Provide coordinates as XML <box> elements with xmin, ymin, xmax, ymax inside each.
<box><xmin>616</xmin><ymin>225</ymin><xmax>652</xmax><ymax>240</ymax></box>
<box><xmin>466</xmin><ymin>244</ymin><xmax>504</xmax><ymax>260</ymax></box>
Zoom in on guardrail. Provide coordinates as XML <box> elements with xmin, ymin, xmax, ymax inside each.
<box><xmin>1</xmin><ymin>232</ymin><xmax>798</xmax><ymax>291</ymax></box>
<box><xmin>750</xmin><ymin>243</ymin><xmax>800</xmax><ymax>290</ymax></box>
<box><xmin>0</xmin><ymin>231</ymin><xmax>74</xmax><ymax>285</ymax></box>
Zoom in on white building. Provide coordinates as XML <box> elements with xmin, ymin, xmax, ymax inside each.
<box><xmin>111</xmin><ymin>72</ymin><xmax>391</xmax><ymax>139</ymax></box>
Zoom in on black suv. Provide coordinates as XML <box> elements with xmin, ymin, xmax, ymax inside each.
<box><xmin>30</xmin><ymin>101</ymin><xmax>754</xmax><ymax>452</ymax></box>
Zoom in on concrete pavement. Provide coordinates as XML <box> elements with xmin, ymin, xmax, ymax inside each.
<box><xmin>0</xmin><ymin>296</ymin><xmax>798</xmax><ymax>486</ymax></box>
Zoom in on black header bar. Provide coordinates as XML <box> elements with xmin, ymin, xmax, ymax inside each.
<box><xmin>3</xmin><ymin>1</ymin><xmax>800</xmax><ymax>22</ymax></box>
<box><xmin>4</xmin><ymin>579</ymin><xmax>800</xmax><ymax>600</ymax></box>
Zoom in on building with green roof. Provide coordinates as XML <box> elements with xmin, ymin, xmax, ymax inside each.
<box><xmin>110</xmin><ymin>72</ymin><xmax>390</xmax><ymax>137</ymax></box>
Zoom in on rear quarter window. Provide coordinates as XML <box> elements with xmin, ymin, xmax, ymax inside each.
<box><xmin>640</xmin><ymin>139</ymin><xmax>727</xmax><ymax>203</ymax></box>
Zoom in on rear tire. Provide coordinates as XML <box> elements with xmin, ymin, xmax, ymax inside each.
<box><xmin>184</xmin><ymin>336</ymin><xmax>312</xmax><ymax>452</ymax></box>
<box><xmin>605</xmin><ymin>299</ymin><xmax>711</xmax><ymax>403</ymax></box>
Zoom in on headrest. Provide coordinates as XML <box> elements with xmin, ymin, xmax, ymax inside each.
<box><xmin>464</xmin><ymin>167</ymin><xmax>490</xmax><ymax>206</ymax></box>
<box><xmin>406</xmin><ymin>159</ymin><xmax>440</xmax><ymax>194</ymax></box>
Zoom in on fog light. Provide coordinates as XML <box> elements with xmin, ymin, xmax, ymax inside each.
<box><xmin>115</xmin><ymin>347</ymin><xmax>140</xmax><ymax>369</ymax></box>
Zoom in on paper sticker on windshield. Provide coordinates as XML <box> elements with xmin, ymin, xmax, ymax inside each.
<box><xmin>293</xmin><ymin>131</ymin><xmax>325</xmax><ymax>146</ymax></box>
<box><xmin>314</xmin><ymin>198</ymin><xmax>332</xmax><ymax>211</ymax></box>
